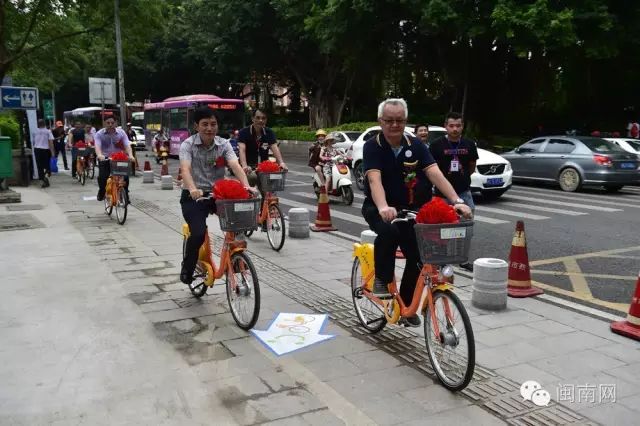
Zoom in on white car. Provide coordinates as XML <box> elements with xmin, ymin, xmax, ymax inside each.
<box><xmin>130</xmin><ymin>126</ymin><xmax>146</xmax><ymax>150</ymax></box>
<box><xmin>350</xmin><ymin>125</ymin><xmax>512</xmax><ymax>199</ymax></box>
<box><xmin>605</xmin><ymin>138</ymin><xmax>640</xmax><ymax>156</ymax></box>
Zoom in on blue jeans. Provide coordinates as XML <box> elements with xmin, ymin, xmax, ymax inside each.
<box><xmin>458</xmin><ymin>189</ymin><xmax>475</xmax><ymax>212</ymax></box>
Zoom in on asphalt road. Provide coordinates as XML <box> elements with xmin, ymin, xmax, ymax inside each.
<box><xmin>141</xmin><ymin>150</ymin><xmax>640</xmax><ymax>315</ymax></box>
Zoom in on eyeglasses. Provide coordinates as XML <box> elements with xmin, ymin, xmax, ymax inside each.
<box><xmin>380</xmin><ymin>118</ymin><xmax>407</xmax><ymax>126</ymax></box>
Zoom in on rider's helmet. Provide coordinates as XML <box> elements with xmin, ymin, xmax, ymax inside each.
<box><xmin>315</xmin><ymin>129</ymin><xmax>327</xmax><ymax>137</ymax></box>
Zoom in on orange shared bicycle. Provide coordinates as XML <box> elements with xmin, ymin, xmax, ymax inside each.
<box><xmin>104</xmin><ymin>159</ymin><xmax>131</xmax><ymax>225</ymax></box>
<box><xmin>244</xmin><ymin>170</ymin><xmax>287</xmax><ymax>251</ymax></box>
<box><xmin>182</xmin><ymin>196</ymin><xmax>261</xmax><ymax>330</ymax></box>
<box><xmin>351</xmin><ymin>211</ymin><xmax>476</xmax><ymax>391</ymax></box>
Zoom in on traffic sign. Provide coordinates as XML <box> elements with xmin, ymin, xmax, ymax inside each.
<box><xmin>0</xmin><ymin>86</ymin><xmax>39</xmax><ymax>110</ymax></box>
<box><xmin>43</xmin><ymin>99</ymin><xmax>54</xmax><ymax>119</ymax></box>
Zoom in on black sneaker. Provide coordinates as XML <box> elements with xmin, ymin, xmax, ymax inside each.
<box><xmin>399</xmin><ymin>315</ymin><xmax>421</xmax><ymax>328</ymax></box>
<box><xmin>459</xmin><ymin>262</ymin><xmax>474</xmax><ymax>272</ymax></box>
<box><xmin>97</xmin><ymin>190</ymin><xmax>105</xmax><ymax>201</ymax></box>
<box><xmin>372</xmin><ymin>278</ymin><xmax>391</xmax><ymax>298</ymax></box>
<box><xmin>180</xmin><ymin>268</ymin><xmax>194</xmax><ymax>285</ymax></box>
<box><xmin>41</xmin><ymin>177</ymin><xmax>50</xmax><ymax>188</ymax></box>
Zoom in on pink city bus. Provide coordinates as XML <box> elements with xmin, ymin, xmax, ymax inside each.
<box><xmin>143</xmin><ymin>94</ymin><xmax>246</xmax><ymax>156</ymax></box>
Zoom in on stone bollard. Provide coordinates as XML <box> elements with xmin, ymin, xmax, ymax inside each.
<box><xmin>472</xmin><ymin>258</ymin><xmax>509</xmax><ymax>311</ymax></box>
<box><xmin>360</xmin><ymin>230</ymin><xmax>377</xmax><ymax>244</ymax></box>
<box><xmin>288</xmin><ymin>207</ymin><xmax>310</xmax><ymax>238</ymax></box>
<box><xmin>142</xmin><ymin>170</ymin><xmax>154</xmax><ymax>184</ymax></box>
<box><xmin>160</xmin><ymin>174</ymin><xmax>173</xmax><ymax>190</ymax></box>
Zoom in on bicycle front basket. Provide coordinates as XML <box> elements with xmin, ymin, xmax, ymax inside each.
<box><xmin>111</xmin><ymin>159</ymin><xmax>131</xmax><ymax>176</ymax></box>
<box><xmin>414</xmin><ymin>221</ymin><xmax>474</xmax><ymax>265</ymax></box>
<box><xmin>215</xmin><ymin>198</ymin><xmax>261</xmax><ymax>232</ymax></box>
<box><xmin>258</xmin><ymin>171</ymin><xmax>287</xmax><ymax>192</ymax></box>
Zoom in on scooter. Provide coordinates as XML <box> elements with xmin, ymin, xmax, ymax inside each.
<box><xmin>312</xmin><ymin>154</ymin><xmax>354</xmax><ymax>205</ymax></box>
<box><xmin>154</xmin><ymin>138</ymin><xmax>170</xmax><ymax>165</ymax></box>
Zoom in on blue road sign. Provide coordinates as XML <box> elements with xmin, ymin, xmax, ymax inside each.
<box><xmin>0</xmin><ymin>86</ymin><xmax>39</xmax><ymax>110</ymax></box>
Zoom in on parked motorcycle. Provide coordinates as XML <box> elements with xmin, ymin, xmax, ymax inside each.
<box><xmin>312</xmin><ymin>154</ymin><xmax>354</xmax><ymax>205</ymax></box>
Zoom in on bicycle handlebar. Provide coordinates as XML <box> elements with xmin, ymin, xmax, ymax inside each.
<box><xmin>391</xmin><ymin>210</ymin><xmax>417</xmax><ymax>224</ymax></box>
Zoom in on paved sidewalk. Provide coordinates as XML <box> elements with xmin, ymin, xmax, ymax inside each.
<box><xmin>1</xmin><ymin>170</ymin><xmax>638</xmax><ymax>425</ymax></box>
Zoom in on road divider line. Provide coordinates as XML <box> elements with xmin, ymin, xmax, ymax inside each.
<box><xmin>532</xmin><ymin>280</ymin><xmax>629</xmax><ymax>314</ymax></box>
<box><xmin>502</xmin><ymin>194</ymin><xmax>623</xmax><ymax>212</ymax></box>
<box><xmin>531</xmin><ymin>269</ymin><xmax>638</xmax><ymax>280</ymax></box>
<box><xmin>529</xmin><ymin>245</ymin><xmax>640</xmax><ymax>266</ymax></box>
<box><xmin>497</xmin><ymin>201</ymin><xmax>588</xmax><ymax>216</ymax></box>
<box><xmin>475</xmin><ymin>205</ymin><xmax>549</xmax><ymax>220</ymax></box>
<box><xmin>508</xmin><ymin>187</ymin><xmax>640</xmax><ymax>209</ymax></box>
<box><xmin>562</xmin><ymin>259</ymin><xmax>593</xmax><ymax>299</ymax></box>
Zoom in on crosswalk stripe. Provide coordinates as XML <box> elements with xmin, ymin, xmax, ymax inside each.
<box><xmin>475</xmin><ymin>206</ymin><xmax>548</xmax><ymax>220</ymax></box>
<box><xmin>502</xmin><ymin>194</ymin><xmax>622</xmax><ymax>212</ymax></box>
<box><xmin>279</xmin><ymin>195</ymin><xmax>509</xmax><ymax>225</ymax></box>
<box><xmin>508</xmin><ymin>187</ymin><xmax>640</xmax><ymax>209</ymax></box>
<box><xmin>511</xmin><ymin>184</ymin><xmax>640</xmax><ymax>202</ymax></box>
<box><xmin>291</xmin><ymin>192</ymin><xmax>363</xmax><ymax>209</ymax></box>
<box><xmin>497</xmin><ymin>201</ymin><xmax>588</xmax><ymax>216</ymax></box>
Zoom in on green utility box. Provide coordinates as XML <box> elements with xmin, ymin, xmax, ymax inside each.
<box><xmin>0</xmin><ymin>136</ymin><xmax>13</xmax><ymax>178</ymax></box>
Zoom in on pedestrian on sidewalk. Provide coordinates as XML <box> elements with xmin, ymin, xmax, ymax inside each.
<box><xmin>178</xmin><ymin>107</ymin><xmax>255</xmax><ymax>285</ymax></box>
<box><xmin>362</xmin><ymin>99</ymin><xmax>471</xmax><ymax>327</ymax></box>
<box><xmin>428</xmin><ymin>111</ymin><xmax>478</xmax><ymax>271</ymax></box>
<box><xmin>51</xmin><ymin>120</ymin><xmax>68</xmax><ymax>170</ymax></box>
<box><xmin>32</xmin><ymin>119</ymin><xmax>55</xmax><ymax>188</ymax></box>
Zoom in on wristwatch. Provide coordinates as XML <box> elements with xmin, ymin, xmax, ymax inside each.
<box><xmin>453</xmin><ymin>198</ymin><xmax>465</xmax><ymax>204</ymax></box>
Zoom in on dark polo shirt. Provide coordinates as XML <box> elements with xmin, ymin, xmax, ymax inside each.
<box><xmin>237</xmin><ymin>125</ymin><xmax>277</xmax><ymax>167</ymax></box>
<box><xmin>362</xmin><ymin>132</ymin><xmax>436</xmax><ymax>210</ymax></box>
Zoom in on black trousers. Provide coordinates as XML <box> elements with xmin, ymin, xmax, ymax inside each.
<box><xmin>363</xmin><ymin>200</ymin><xmax>421</xmax><ymax>306</ymax></box>
<box><xmin>54</xmin><ymin>141</ymin><xmax>68</xmax><ymax>168</ymax></box>
<box><xmin>34</xmin><ymin>148</ymin><xmax>51</xmax><ymax>181</ymax></box>
<box><xmin>180</xmin><ymin>190</ymin><xmax>216</xmax><ymax>275</ymax></box>
<box><xmin>98</xmin><ymin>160</ymin><xmax>129</xmax><ymax>196</ymax></box>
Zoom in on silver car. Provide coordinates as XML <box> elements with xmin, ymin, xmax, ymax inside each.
<box><xmin>501</xmin><ymin>136</ymin><xmax>640</xmax><ymax>192</ymax></box>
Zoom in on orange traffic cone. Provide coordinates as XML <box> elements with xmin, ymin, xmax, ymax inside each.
<box><xmin>507</xmin><ymin>221</ymin><xmax>543</xmax><ymax>297</ymax></box>
<box><xmin>311</xmin><ymin>186</ymin><xmax>337</xmax><ymax>232</ymax></box>
<box><xmin>143</xmin><ymin>160</ymin><xmax>151</xmax><ymax>171</ymax></box>
<box><xmin>610</xmin><ymin>271</ymin><xmax>640</xmax><ymax>341</ymax></box>
<box><xmin>160</xmin><ymin>162</ymin><xmax>169</xmax><ymax>176</ymax></box>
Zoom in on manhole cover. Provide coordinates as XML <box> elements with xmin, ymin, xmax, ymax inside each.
<box><xmin>0</xmin><ymin>213</ymin><xmax>45</xmax><ymax>232</ymax></box>
<box><xmin>6</xmin><ymin>204</ymin><xmax>44</xmax><ymax>211</ymax></box>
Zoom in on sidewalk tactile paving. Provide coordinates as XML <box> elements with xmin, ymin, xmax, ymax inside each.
<box><xmin>83</xmin><ymin>194</ymin><xmax>600</xmax><ymax>426</ymax></box>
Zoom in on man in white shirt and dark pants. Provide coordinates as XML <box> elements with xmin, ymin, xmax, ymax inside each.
<box><xmin>32</xmin><ymin>119</ymin><xmax>55</xmax><ymax>188</ymax></box>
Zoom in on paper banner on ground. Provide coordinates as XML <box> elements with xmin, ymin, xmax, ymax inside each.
<box><xmin>251</xmin><ymin>313</ymin><xmax>334</xmax><ymax>356</ymax></box>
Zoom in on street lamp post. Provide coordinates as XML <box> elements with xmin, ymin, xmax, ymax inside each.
<box><xmin>114</xmin><ymin>0</ymin><xmax>127</xmax><ymax>125</ymax></box>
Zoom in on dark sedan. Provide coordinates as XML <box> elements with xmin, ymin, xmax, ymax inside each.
<box><xmin>501</xmin><ymin>136</ymin><xmax>640</xmax><ymax>192</ymax></box>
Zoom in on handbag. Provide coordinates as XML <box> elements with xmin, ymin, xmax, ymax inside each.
<box><xmin>49</xmin><ymin>157</ymin><xmax>58</xmax><ymax>173</ymax></box>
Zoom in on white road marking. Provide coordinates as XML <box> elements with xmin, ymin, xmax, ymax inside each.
<box><xmin>509</xmin><ymin>187</ymin><xmax>640</xmax><ymax>209</ymax></box>
<box><xmin>502</xmin><ymin>194</ymin><xmax>623</xmax><ymax>212</ymax></box>
<box><xmin>475</xmin><ymin>205</ymin><xmax>549</xmax><ymax>220</ymax></box>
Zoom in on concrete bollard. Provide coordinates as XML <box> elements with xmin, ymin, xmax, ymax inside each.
<box><xmin>288</xmin><ymin>207</ymin><xmax>310</xmax><ymax>238</ymax></box>
<box><xmin>360</xmin><ymin>230</ymin><xmax>377</xmax><ymax>244</ymax></box>
<box><xmin>142</xmin><ymin>170</ymin><xmax>154</xmax><ymax>184</ymax></box>
<box><xmin>160</xmin><ymin>174</ymin><xmax>173</xmax><ymax>190</ymax></box>
<box><xmin>472</xmin><ymin>258</ymin><xmax>509</xmax><ymax>311</ymax></box>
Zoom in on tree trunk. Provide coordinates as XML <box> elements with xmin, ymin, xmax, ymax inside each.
<box><xmin>308</xmin><ymin>90</ymin><xmax>347</xmax><ymax>129</ymax></box>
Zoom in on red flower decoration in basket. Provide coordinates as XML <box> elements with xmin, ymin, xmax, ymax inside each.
<box><xmin>75</xmin><ymin>141</ymin><xmax>87</xmax><ymax>148</ymax></box>
<box><xmin>415</xmin><ymin>197</ymin><xmax>460</xmax><ymax>224</ymax></box>
<box><xmin>213</xmin><ymin>179</ymin><xmax>250</xmax><ymax>200</ymax></box>
<box><xmin>256</xmin><ymin>160</ymin><xmax>280</xmax><ymax>173</ymax></box>
<box><xmin>215</xmin><ymin>157</ymin><xmax>225</xmax><ymax>168</ymax></box>
<box><xmin>111</xmin><ymin>152</ymin><xmax>129</xmax><ymax>161</ymax></box>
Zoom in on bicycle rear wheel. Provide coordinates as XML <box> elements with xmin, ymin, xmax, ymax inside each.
<box><xmin>79</xmin><ymin>164</ymin><xmax>86</xmax><ymax>185</ymax></box>
<box><xmin>424</xmin><ymin>290</ymin><xmax>475</xmax><ymax>391</ymax></box>
<box><xmin>351</xmin><ymin>257</ymin><xmax>386</xmax><ymax>333</ymax></box>
<box><xmin>88</xmin><ymin>158</ymin><xmax>95</xmax><ymax>179</ymax></box>
<box><xmin>226</xmin><ymin>251</ymin><xmax>260</xmax><ymax>330</ymax></box>
<box><xmin>266</xmin><ymin>203</ymin><xmax>285</xmax><ymax>251</ymax></box>
<box><xmin>115</xmin><ymin>187</ymin><xmax>128</xmax><ymax>225</ymax></box>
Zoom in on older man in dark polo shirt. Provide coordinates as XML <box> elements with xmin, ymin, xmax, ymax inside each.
<box><xmin>362</xmin><ymin>98</ymin><xmax>472</xmax><ymax>327</ymax></box>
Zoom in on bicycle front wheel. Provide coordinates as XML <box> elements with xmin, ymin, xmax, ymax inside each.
<box><xmin>88</xmin><ymin>159</ymin><xmax>95</xmax><ymax>179</ymax></box>
<box><xmin>226</xmin><ymin>251</ymin><xmax>260</xmax><ymax>330</ymax></box>
<box><xmin>351</xmin><ymin>257</ymin><xmax>386</xmax><ymax>333</ymax></box>
<box><xmin>266</xmin><ymin>203</ymin><xmax>285</xmax><ymax>251</ymax></box>
<box><xmin>424</xmin><ymin>290</ymin><xmax>475</xmax><ymax>391</ymax></box>
<box><xmin>115</xmin><ymin>187</ymin><xmax>128</xmax><ymax>225</ymax></box>
<box><xmin>104</xmin><ymin>190</ymin><xmax>113</xmax><ymax>216</ymax></box>
<box><xmin>79</xmin><ymin>165</ymin><xmax>86</xmax><ymax>185</ymax></box>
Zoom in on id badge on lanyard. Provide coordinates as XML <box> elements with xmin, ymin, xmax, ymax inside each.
<box><xmin>450</xmin><ymin>159</ymin><xmax>460</xmax><ymax>172</ymax></box>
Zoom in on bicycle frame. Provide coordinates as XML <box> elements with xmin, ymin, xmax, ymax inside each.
<box><xmin>257</xmin><ymin>192</ymin><xmax>279</xmax><ymax>224</ymax></box>
<box><xmin>181</xmin><ymin>224</ymin><xmax>248</xmax><ymax>287</ymax></box>
<box><xmin>353</xmin><ymin>242</ymin><xmax>454</xmax><ymax>339</ymax></box>
<box><xmin>106</xmin><ymin>175</ymin><xmax>126</xmax><ymax>206</ymax></box>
